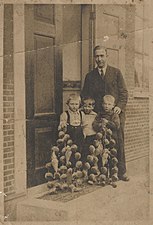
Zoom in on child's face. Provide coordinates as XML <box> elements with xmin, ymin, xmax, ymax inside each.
<box><xmin>103</xmin><ymin>100</ymin><xmax>114</xmax><ymax>112</ymax></box>
<box><xmin>83</xmin><ymin>99</ymin><xmax>94</xmax><ymax>114</ymax></box>
<box><xmin>68</xmin><ymin>99</ymin><xmax>80</xmax><ymax>112</ymax></box>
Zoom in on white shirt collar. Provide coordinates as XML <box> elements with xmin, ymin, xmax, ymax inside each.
<box><xmin>68</xmin><ymin>109</ymin><xmax>80</xmax><ymax>114</ymax></box>
<box><xmin>98</xmin><ymin>65</ymin><xmax>107</xmax><ymax>75</ymax></box>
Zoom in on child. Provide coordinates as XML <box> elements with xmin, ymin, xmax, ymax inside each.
<box><xmin>93</xmin><ymin>95</ymin><xmax>125</xmax><ymax>178</ymax></box>
<box><xmin>58</xmin><ymin>94</ymin><xmax>84</xmax><ymax>153</ymax></box>
<box><xmin>81</xmin><ymin>97</ymin><xmax>97</xmax><ymax>162</ymax></box>
<box><xmin>92</xmin><ymin>95</ymin><xmax>120</xmax><ymax>142</ymax></box>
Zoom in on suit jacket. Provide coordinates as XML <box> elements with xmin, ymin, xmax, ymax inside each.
<box><xmin>81</xmin><ymin>65</ymin><xmax>128</xmax><ymax>113</ymax></box>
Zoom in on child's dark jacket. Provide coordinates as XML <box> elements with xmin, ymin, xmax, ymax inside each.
<box><xmin>92</xmin><ymin>110</ymin><xmax>120</xmax><ymax>132</ymax></box>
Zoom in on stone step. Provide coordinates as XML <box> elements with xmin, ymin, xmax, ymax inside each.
<box><xmin>16</xmin><ymin>194</ymin><xmax>75</xmax><ymax>221</ymax></box>
<box><xmin>16</xmin><ymin>174</ymin><xmax>149</xmax><ymax>222</ymax></box>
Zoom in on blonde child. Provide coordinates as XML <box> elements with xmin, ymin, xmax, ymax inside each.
<box><xmin>58</xmin><ymin>94</ymin><xmax>84</xmax><ymax>153</ymax></box>
<box><xmin>93</xmin><ymin>95</ymin><xmax>129</xmax><ymax>181</ymax></box>
<box><xmin>93</xmin><ymin>95</ymin><xmax>120</xmax><ymax>137</ymax></box>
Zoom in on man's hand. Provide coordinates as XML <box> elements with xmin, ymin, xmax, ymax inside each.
<box><xmin>114</xmin><ymin>106</ymin><xmax>121</xmax><ymax>114</ymax></box>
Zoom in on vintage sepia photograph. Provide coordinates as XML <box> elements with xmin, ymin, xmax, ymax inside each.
<box><xmin>0</xmin><ymin>1</ymin><xmax>153</xmax><ymax>224</ymax></box>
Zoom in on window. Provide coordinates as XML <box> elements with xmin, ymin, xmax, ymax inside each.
<box><xmin>134</xmin><ymin>3</ymin><xmax>149</xmax><ymax>95</ymax></box>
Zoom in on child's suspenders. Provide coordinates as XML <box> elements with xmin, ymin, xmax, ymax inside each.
<box><xmin>65</xmin><ymin>111</ymin><xmax>82</xmax><ymax>125</ymax></box>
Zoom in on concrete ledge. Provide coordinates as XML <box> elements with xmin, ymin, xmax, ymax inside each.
<box><xmin>16</xmin><ymin>174</ymin><xmax>149</xmax><ymax>222</ymax></box>
<box><xmin>17</xmin><ymin>198</ymin><xmax>70</xmax><ymax>221</ymax></box>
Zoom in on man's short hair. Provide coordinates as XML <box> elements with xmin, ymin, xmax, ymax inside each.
<box><xmin>103</xmin><ymin>95</ymin><xmax>115</xmax><ymax>104</ymax></box>
<box><xmin>66</xmin><ymin>93</ymin><xmax>81</xmax><ymax>105</ymax></box>
<box><xmin>93</xmin><ymin>45</ymin><xmax>107</xmax><ymax>56</ymax></box>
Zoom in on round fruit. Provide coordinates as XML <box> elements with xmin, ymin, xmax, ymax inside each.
<box><xmin>106</xmin><ymin>129</ymin><xmax>112</xmax><ymax>136</ymax></box>
<box><xmin>110</xmin><ymin>139</ymin><xmax>116</xmax><ymax>147</ymax></box>
<box><xmin>60</xmin><ymin>165</ymin><xmax>67</xmax><ymax>174</ymax></box>
<box><xmin>111</xmin><ymin>166</ymin><xmax>118</xmax><ymax>175</ymax></box>
<box><xmin>75</xmin><ymin>161</ymin><xmax>83</xmax><ymax>169</ymax></box>
<box><xmin>104</xmin><ymin>138</ymin><xmax>110</xmax><ymax>146</ymax></box>
<box><xmin>76</xmin><ymin>170</ymin><xmax>83</xmax><ymax>178</ymax></box>
<box><xmin>65</xmin><ymin>145</ymin><xmax>71</xmax><ymax>151</ymax></box>
<box><xmin>112</xmin><ymin>182</ymin><xmax>117</xmax><ymax>188</ymax></box>
<box><xmin>56</xmin><ymin>139</ymin><xmax>64</xmax><ymax>145</ymax></box>
<box><xmin>61</xmin><ymin>147</ymin><xmax>66</xmax><ymax>155</ymax></box>
<box><xmin>99</xmin><ymin>174</ymin><xmax>106</xmax><ymax>182</ymax></box>
<box><xmin>51</xmin><ymin>146</ymin><xmax>60</xmax><ymax>153</ymax></box>
<box><xmin>75</xmin><ymin>152</ymin><xmax>81</xmax><ymax>160</ymax></box>
<box><xmin>71</xmin><ymin>144</ymin><xmax>78</xmax><ymax>152</ymax></box>
<box><xmin>101</xmin><ymin>166</ymin><xmax>107</xmax><ymax>175</ymax></box>
<box><xmin>112</xmin><ymin>173</ymin><xmax>118</xmax><ymax>182</ymax></box>
<box><xmin>111</xmin><ymin>157</ymin><xmax>118</xmax><ymax>166</ymax></box>
<box><xmin>93</xmin><ymin>140</ymin><xmax>99</xmax><ymax>148</ymax></box>
<box><xmin>47</xmin><ymin>181</ymin><xmax>54</xmax><ymax>188</ymax></box>
<box><xmin>89</xmin><ymin>173</ymin><xmax>96</xmax><ymax>182</ymax></box>
<box><xmin>62</xmin><ymin>183</ymin><xmax>68</xmax><ymax>190</ymax></box>
<box><xmin>101</xmin><ymin>181</ymin><xmax>106</xmax><ymax>187</ymax></box>
<box><xmin>67</xmin><ymin>139</ymin><xmax>73</xmax><ymax>146</ymax></box>
<box><xmin>88</xmin><ymin>180</ymin><xmax>94</xmax><ymax>185</ymax></box>
<box><xmin>55</xmin><ymin>182</ymin><xmax>62</xmax><ymax>190</ymax></box>
<box><xmin>84</xmin><ymin>162</ymin><xmax>90</xmax><ymax>170</ymax></box>
<box><xmin>72</xmin><ymin>172</ymin><xmax>77</xmax><ymax>179</ymax></box>
<box><xmin>60</xmin><ymin>173</ymin><xmax>67</xmax><ymax>181</ymax></box>
<box><xmin>93</xmin><ymin>156</ymin><xmax>98</xmax><ymax>164</ymax></box>
<box><xmin>82</xmin><ymin>170</ymin><xmax>88</xmax><ymax>178</ymax></box>
<box><xmin>54</xmin><ymin>172</ymin><xmax>60</xmax><ymax>180</ymax></box>
<box><xmin>58</xmin><ymin>131</ymin><xmax>65</xmax><ymax>139</ymax></box>
<box><xmin>91</xmin><ymin>166</ymin><xmax>99</xmax><ymax>175</ymax></box>
<box><xmin>45</xmin><ymin>172</ymin><xmax>53</xmax><ymax>181</ymax></box>
<box><xmin>89</xmin><ymin>145</ymin><xmax>95</xmax><ymax>154</ymax></box>
<box><xmin>66</xmin><ymin>161</ymin><xmax>72</xmax><ymax>168</ymax></box>
<box><xmin>63</xmin><ymin>134</ymin><xmax>70</xmax><ymax>141</ymax></box>
<box><xmin>59</xmin><ymin>156</ymin><xmax>65</xmax><ymax>164</ymax></box>
<box><xmin>110</xmin><ymin>148</ymin><xmax>117</xmax><ymax>157</ymax></box>
<box><xmin>69</xmin><ymin>184</ymin><xmax>75</xmax><ymax>190</ymax></box>
<box><xmin>96</xmin><ymin>132</ymin><xmax>103</xmax><ymax>140</ymax></box>
<box><xmin>67</xmin><ymin>168</ymin><xmax>73</xmax><ymax>174</ymax></box>
<box><xmin>95</xmin><ymin>146</ymin><xmax>102</xmax><ymax>156</ymax></box>
<box><xmin>87</xmin><ymin>155</ymin><xmax>94</xmax><ymax>164</ymax></box>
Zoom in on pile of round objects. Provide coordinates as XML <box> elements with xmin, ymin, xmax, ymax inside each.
<box><xmin>45</xmin><ymin>127</ymin><xmax>119</xmax><ymax>194</ymax></box>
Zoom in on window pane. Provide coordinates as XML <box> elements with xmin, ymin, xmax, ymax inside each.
<box><xmin>34</xmin><ymin>4</ymin><xmax>54</xmax><ymax>24</ymax></box>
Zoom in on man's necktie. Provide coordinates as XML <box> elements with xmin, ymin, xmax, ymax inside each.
<box><xmin>100</xmin><ymin>69</ymin><xmax>104</xmax><ymax>79</ymax></box>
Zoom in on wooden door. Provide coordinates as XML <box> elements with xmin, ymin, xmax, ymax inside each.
<box><xmin>25</xmin><ymin>5</ymin><xmax>63</xmax><ymax>187</ymax></box>
<box><xmin>95</xmin><ymin>5</ymin><xmax>126</xmax><ymax>75</ymax></box>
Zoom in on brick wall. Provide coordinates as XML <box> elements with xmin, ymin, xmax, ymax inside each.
<box><xmin>3</xmin><ymin>5</ymin><xmax>15</xmax><ymax>195</ymax></box>
<box><xmin>124</xmin><ymin>5</ymin><xmax>149</xmax><ymax>163</ymax></box>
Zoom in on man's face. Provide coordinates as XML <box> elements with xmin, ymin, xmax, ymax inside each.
<box><xmin>94</xmin><ymin>48</ymin><xmax>107</xmax><ymax>68</ymax></box>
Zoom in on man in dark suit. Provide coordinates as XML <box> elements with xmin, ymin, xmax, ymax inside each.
<box><xmin>81</xmin><ymin>45</ymin><xmax>129</xmax><ymax>181</ymax></box>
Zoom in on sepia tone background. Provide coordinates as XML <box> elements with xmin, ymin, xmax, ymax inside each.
<box><xmin>0</xmin><ymin>0</ymin><xmax>153</xmax><ymax>224</ymax></box>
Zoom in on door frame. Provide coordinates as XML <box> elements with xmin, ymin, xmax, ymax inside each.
<box><xmin>25</xmin><ymin>4</ymin><xmax>63</xmax><ymax>188</ymax></box>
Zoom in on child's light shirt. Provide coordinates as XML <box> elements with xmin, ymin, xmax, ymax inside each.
<box><xmin>59</xmin><ymin>109</ymin><xmax>85</xmax><ymax>127</ymax></box>
<box><xmin>82</xmin><ymin>110</ymin><xmax>97</xmax><ymax>137</ymax></box>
